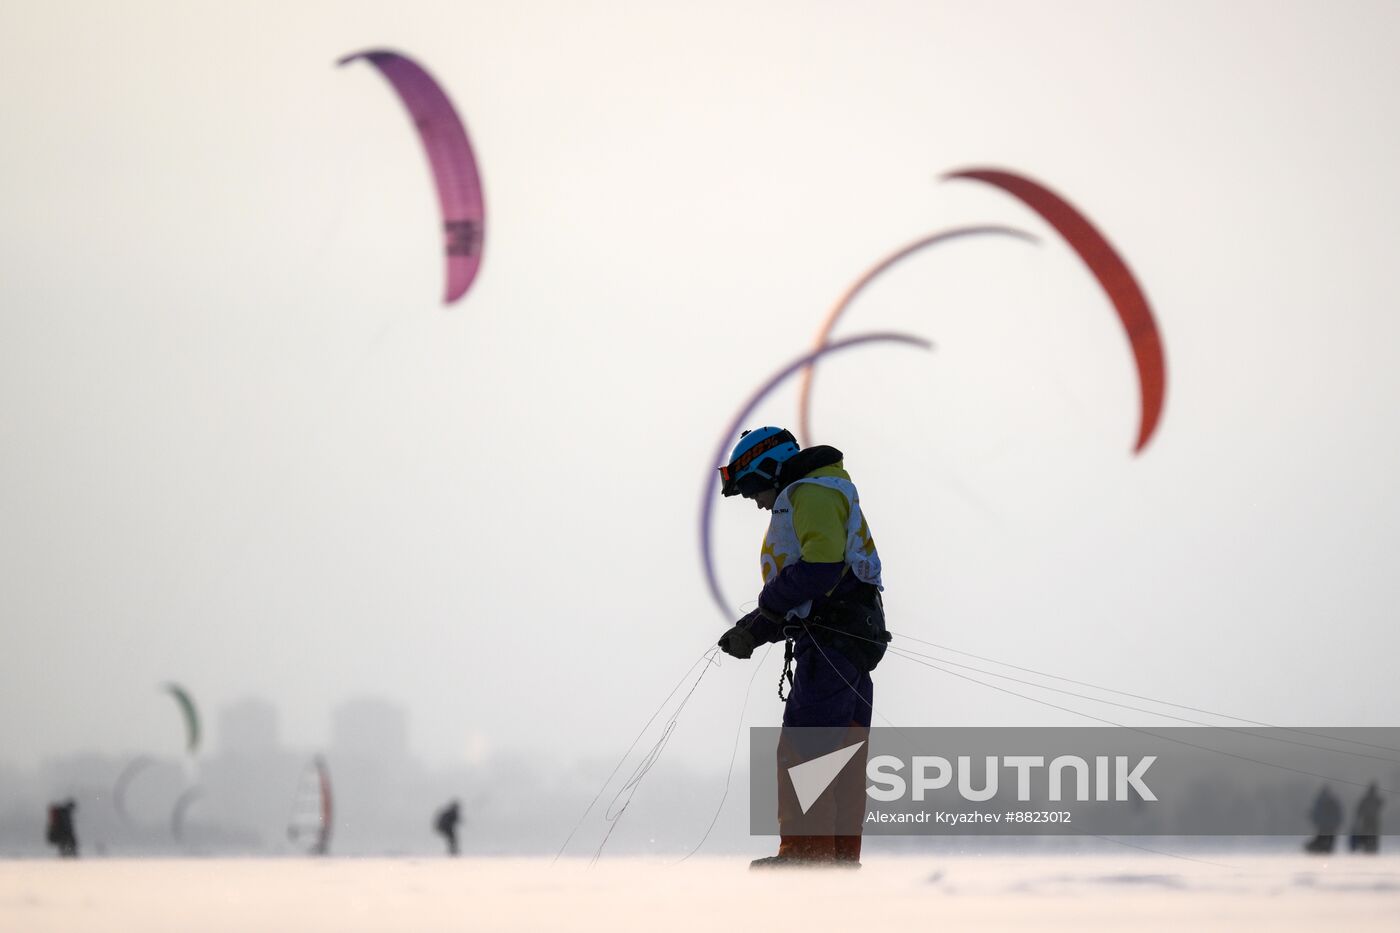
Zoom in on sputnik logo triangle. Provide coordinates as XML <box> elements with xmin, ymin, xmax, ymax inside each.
<box><xmin>787</xmin><ymin>741</ymin><xmax>866</xmax><ymax>815</ymax></box>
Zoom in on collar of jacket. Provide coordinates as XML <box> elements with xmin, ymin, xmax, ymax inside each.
<box><xmin>774</xmin><ymin>445</ymin><xmax>844</xmax><ymax>492</ymax></box>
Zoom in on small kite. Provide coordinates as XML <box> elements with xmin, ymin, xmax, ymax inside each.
<box><xmin>163</xmin><ymin>682</ymin><xmax>200</xmax><ymax>755</ymax></box>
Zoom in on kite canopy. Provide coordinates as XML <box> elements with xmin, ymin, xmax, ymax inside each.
<box><xmin>170</xmin><ymin>786</ymin><xmax>203</xmax><ymax>844</ymax></box>
<box><xmin>112</xmin><ymin>755</ymin><xmax>156</xmax><ymax>825</ymax></box>
<box><xmin>339</xmin><ymin>48</ymin><xmax>485</xmax><ymax>304</ymax></box>
<box><xmin>288</xmin><ymin>756</ymin><xmax>334</xmax><ymax>856</ymax></box>
<box><xmin>945</xmin><ymin>168</ymin><xmax>1166</xmax><ymax>453</ymax></box>
<box><xmin>162</xmin><ymin>683</ymin><xmax>200</xmax><ymax>755</ymax></box>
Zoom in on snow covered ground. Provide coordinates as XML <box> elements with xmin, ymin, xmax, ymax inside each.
<box><xmin>3</xmin><ymin>854</ymin><xmax>1398</xmax><ymax>932</ymax></box>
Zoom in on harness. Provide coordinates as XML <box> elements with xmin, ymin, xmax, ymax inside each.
<box><xmin>776</xmin><ymin>584</ymin><xmax>891</xmax><ymax>701</ymax></box>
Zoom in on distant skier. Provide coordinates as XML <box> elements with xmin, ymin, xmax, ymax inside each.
<box><xmin>46</xmin><ymin>799</ymin><xmax>78</xmax><ymax>858</ymax></box>
<box><xmin>1304</xmin><ymin>785</ymin><xmax>1342</xmax><ymax>854</ymax></box>
<box><xmin>716</xmin><ymin>428</ymin><xmax>889</xmax><ymax>869</ymax></box>
<box><xmin>434</xmin><ymin>799</ymin><xmax>462</xmax><ymax>856</ymax></box>
<box><xmin>1348</xmin><ymin>783</ymin><xmax>1383</xmax><ymax>854</ymax></box>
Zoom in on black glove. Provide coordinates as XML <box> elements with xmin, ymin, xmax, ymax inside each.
<box><xmin>718</xmin><ymin>624</ymin><xmax>756</xmax><ymax>659</ymax></box>
<box><xmin>718</xmin><ymin>608</ymin><xmax>764</xmax><ymax>659</ymax></box>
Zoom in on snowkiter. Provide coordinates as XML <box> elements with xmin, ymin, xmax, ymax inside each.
<box><xmin>1305</xmin><ymin>785</ymin><xmax>1343</xmax><ymax>854</ymax></box>
<box><xmin>716</xmin><ymin>427</ymin><xmax>889</xmax><ymax>869</ymax></box>
<box><xmin>434</xmin><ymin>799</ymin><xmax>462</xmax><ymax>856</ymax></box>
<box><xmin>1349</xmin><ymin>783</ymin><xmax>1383</xmax><ymax>854</ymax></box>
<box><xmin>46</xmin><ymin>799</ymin><xmax>78</xmax><ymax>858</ymax></box>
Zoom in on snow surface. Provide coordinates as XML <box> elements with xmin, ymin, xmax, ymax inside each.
<box><xmin>3</xmin><ymin>854</ymin><xmax>1399</xmax><ymax>932</ymax></box>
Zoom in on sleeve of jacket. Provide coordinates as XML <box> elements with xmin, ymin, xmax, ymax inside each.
<box><xmin>756</xmin><ymin>484</ymin><xmax>850</xmax><ymax>624</ymax></box>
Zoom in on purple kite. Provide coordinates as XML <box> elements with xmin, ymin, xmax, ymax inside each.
<box><xmin>701</xmin><ymin>332</ymin><xmax>933</xmax><ymax>621</ymax></box>
<box><xmin>796</xmin><ymin>225</ymin><xmax>1037</xmax><ymax>446</ymax></box>
<box><xmin>339</xmin><ymin>49</ymin><xmax>485</xmax><ymax>305</ymax></box>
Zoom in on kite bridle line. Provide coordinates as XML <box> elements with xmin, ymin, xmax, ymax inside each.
<box><xmin>555</xmin><ymin>645</ymin><xmax>724</xmax><ymax>864</ymax></box>
<box><xmin>677</xmin><ymin>641</ymin><xmax>772</xmax><ymax>864</ymax></box>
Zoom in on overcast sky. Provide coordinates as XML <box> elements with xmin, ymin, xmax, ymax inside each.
<box><xmin>3</xmin><ymin>0</ymin><xmax>1399</xmax><ymax>774</ymax></box>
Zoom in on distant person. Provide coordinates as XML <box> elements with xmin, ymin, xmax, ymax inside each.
<box><xmin>46</xmin><ymin>799</ymin><xmax>78</xmax><ymax>858</ymax></box>
<box><xmin>434</xmin><ymin>799</ymin><xmax>462</xmax><ymax>856</ymax></box>
<box><xmin>1304</xmin><ymin>785</ymin><xmax>1342</xmax><ymax>854</ymax></box>
<box><xmin>1348</xmin><ymin>783</ymin><xmax>1383</xmax><ymax>854</ymax></box>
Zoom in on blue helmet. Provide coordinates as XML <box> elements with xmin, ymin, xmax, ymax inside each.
<box><xmin>719</xmin><ymin>426</ymin><xmax>800</xmax><ymax>497</ymax></box>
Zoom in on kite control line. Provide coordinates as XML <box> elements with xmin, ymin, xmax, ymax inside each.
<box><xmin>555</xmin><ymin>645</ymin><xmax>722</xmax><ymax>864</ymax></box>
